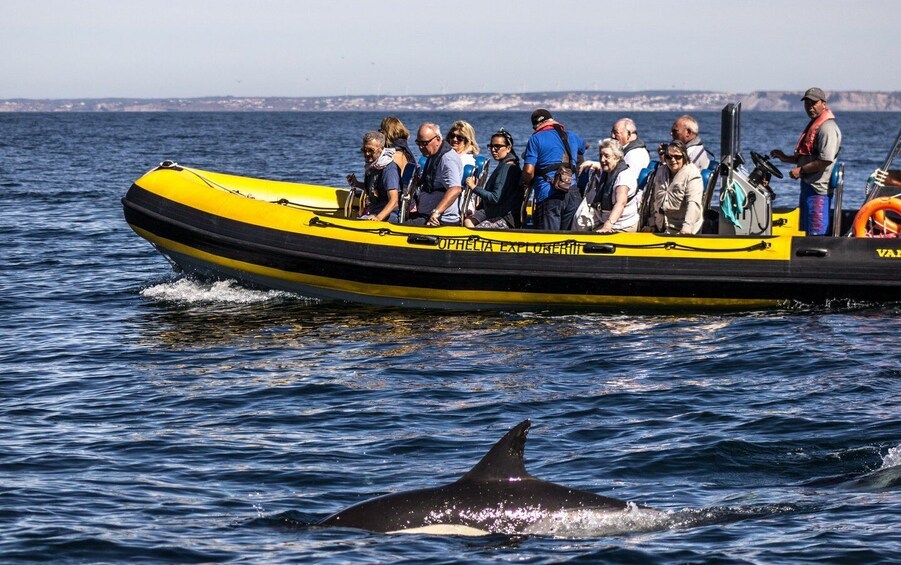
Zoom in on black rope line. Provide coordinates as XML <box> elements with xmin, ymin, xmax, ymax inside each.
<box><xmin>610</xmin><ymin>240</ymin><xmax>771</xmax><ymax>253</ymax></box>
<box><xmin>308</xmin><ymin>216</ymin><xmax>771</xmax><ymax>252</ymax></box>
<box><xmin>274</xmin><ymin>198</ymin><xmax>343</xmax><ymax>213</ymax></box>
<box><xmin>180</xmin><ymin>168</ymin><xmax>342</xmax><ymax>213</ymax></box>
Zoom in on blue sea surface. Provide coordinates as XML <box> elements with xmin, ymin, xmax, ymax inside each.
<box><xmin>1</xmin><ymin>111</ymin><xmax>900</xmax><ymax>563</ymax></box>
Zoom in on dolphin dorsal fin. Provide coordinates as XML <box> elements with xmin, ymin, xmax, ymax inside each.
<box><xmin>459</xmin><ymin>419</ymin><xmax>532</xmax><ymax>482</ymax></box>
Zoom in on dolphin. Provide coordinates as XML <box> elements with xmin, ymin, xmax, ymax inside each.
<box><xmin>319</xmin><ymin>419</ymin><xmax>652</xmax><ymax>536</ymax></box>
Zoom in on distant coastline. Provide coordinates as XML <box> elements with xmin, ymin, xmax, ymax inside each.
<box><xmin>2</xmin><ymin>90</ymin><xmax>900</xmax><ymax>112</ymax></box>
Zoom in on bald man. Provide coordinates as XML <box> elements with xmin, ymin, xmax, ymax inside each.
<box><xmin>611</xmin><ymin>118</ymin><xmax>650</xmax><ymax>171</ymax></box>
<box><xmin>668</xmin><ymin>115</ymin><xmax>711</xmax><ymax>170</ymax></box>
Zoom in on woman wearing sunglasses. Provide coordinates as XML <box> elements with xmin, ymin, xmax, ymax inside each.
<box><xmin>463</xmin><ymin>129</ymin><xmax>523</xmax><ymax>229</ymax></box>
<box><xmin>647</xmin><ymin>140</ymin><xmax>704</xmax><ymax>234</ymax></box>
<box><xmin>446</xmin><ymin>120</ymin><xmax>479</xmax><ymax>169</ymax></box>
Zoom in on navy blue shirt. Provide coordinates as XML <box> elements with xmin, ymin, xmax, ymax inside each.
<box><xmin>368</xmin><ymin>162</ymin><xmax>400</xmax><ymax>216</ymax></box>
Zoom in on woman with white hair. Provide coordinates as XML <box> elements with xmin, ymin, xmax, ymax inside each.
<box><xmin>580</xmin><ymin>138</ymin><xmax>640</xmax><ymax>233</ymax></box>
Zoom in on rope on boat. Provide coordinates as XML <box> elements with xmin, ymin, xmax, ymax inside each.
<box><xmin>182</xmin><ymin>168</ymin><xmax>342</xmax><ymax>213</ymax></box>
<box><xmin>308</xmin><ymin>216</ymin><xmax>772</xmax><ymax>254</ymax></box>
<box><xmin>184</xmin><ymin>168</ymin><xmax>251</xmax><ymax>198</ymax></box>
<box><xmin>274</xmin><ymin>198</ymin><xmax>345</xmax><ymax>214</ymax></box>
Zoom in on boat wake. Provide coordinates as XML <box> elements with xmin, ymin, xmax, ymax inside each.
<box><xmin>140</xmin><ymin>278</ymin><xmax>301</xmax><ymax>305</ymax></box>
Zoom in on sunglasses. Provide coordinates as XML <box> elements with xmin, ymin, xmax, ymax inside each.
<box><xmin>447</xmin><ymin>133</ymin><xmax>467</xmax><ymax>144</ymax></box>
<box><xmin>487</xmin><ymin>143</ymin><xmax>508</xmax><ymax>151</ymax></box>
<box><xmin>415</xmin><ymin>135</ymin><xmax>438</xmax><ymax>147</ymax></box>
<box><xmin>665</xmin><ymin>154</ymin><xmax>684</xmax><ymax>161</ymax></box>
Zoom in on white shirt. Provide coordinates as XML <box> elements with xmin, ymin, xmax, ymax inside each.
<box><xmin>599</xmin><ymin>166</ymin><xmax>640</xmax><ymax>230</ymax></box>
<box><xmin>624</xmin><ymin>146</ymin><xmax>650</xmax><ymax>173</ymax></box>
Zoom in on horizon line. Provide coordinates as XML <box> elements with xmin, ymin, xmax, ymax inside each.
<box><xmin>4</xmin><ymin>88</ymin><xmax>901</xmax><ymax>101</ymax></box>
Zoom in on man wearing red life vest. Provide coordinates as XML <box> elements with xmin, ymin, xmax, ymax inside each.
<box><xmin>770</xmin><ymin>87</ymin><xmax>842</xmax><ymax>235</ymax></box>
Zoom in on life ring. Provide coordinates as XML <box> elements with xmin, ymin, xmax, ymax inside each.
<box><xmin>874</xmin><ymin>208</ymin><xmax>899</xmax><ymax>235</ymax></box>
<box><xmin>852</xmin><ymin>197</ymin><xmax>901</xmax><ymax>237</ymax></box>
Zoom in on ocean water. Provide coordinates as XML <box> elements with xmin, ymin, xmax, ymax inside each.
<box><xmin>1</xmin><ymin>111</ymin><xmax>900</xmax><ymax>563</ymax></box>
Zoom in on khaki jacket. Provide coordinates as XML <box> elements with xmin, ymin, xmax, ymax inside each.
<box><xmin>651</xmin><ymin>163</ymin><xmax>704</xmax><ymax>234</ymax></box>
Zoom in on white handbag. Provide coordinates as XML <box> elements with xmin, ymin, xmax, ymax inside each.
<box><xmin>571</xmin><ymin>171</ymin><xmax>601</xmax><ymax>231</ymax></box>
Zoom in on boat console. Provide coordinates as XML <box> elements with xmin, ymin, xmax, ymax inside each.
<box><xmin>716</xmin><ymin>103</ymin><xmax>782</xmax><ymax>236</ymax></box>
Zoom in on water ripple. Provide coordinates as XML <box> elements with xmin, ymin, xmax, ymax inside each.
<box><xmin>1</xmin><ymin>112</ymin><xmax>900</xmax><ymax>562</ymax></box>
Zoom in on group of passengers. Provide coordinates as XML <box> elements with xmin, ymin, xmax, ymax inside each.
<box><xmin>349</xmin><ymin>111</ymin><xmax>715</xmax><ymax>234</ymax></box>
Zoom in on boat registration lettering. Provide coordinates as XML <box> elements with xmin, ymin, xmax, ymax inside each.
<box><xmin>876</xmin><ymin>248</ymin><xmax>901</xmax><ymax>258</ymax></box>
<box><xmin>437</xmin><ymin>239</ymin><xmax>581</xmax><ymax>255</ymax></box>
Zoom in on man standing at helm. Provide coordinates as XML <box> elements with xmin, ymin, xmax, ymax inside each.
<box><xmin>770</xmin><ymin>87</ymin><xmax>842</xmax><ymax>236</ymax></box>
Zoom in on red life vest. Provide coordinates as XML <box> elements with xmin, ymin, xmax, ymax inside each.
<box><xmin>794</xmin><ymin>108</ymin><xmax>835</xmax><ymax>156</ymax></box>
<box><xmin>533</xmin><ymin>120</ymin><xmax>559</xmax><ymax>134</ymax></box>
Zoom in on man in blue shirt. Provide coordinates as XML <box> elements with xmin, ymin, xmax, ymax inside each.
<box><xmin>346</xmin><ymin>131</ymin><xmax>401</xmax><ymax>223</ymax></box>
<box><xmin>521</xmin><ymin>109</ymin><xmax>585</xmax><ymax>230</ymax></box>
<box><xmin>405</xmin><ymin>122</ymin><xmax>463</xmax><ymax>226</ymax></box>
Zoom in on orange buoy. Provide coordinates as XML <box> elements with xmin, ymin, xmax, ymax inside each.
<box><xmin>852</xmin><ymin>197</ymin><xmax>901</xmax><ymax>237</ymax></box>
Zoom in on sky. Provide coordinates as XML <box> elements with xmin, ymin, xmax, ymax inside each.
<box><xmin>2</xmin><ymin>0</ymin><xmax>899</xmax><ymax>99</ymax></box>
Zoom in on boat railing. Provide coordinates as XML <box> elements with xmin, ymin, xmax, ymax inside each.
<box><xmin>831</xmin><ymin>162</ymin><xmax>844</xmax><ymax>237</ymax></box>
<box><xmin>864</xmin><ymin>126</ymin><xmax>901</xmax><ymax>205</ymax></box>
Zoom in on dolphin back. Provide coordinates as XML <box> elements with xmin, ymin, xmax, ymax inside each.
<box><xmin>459</xmin><ymin>419</ymin><xmax>532</xmax><ymax>482</ymax></box>
<box><xmin>318</xmin><ymin>419</ymin><xmax>633</xmax><ymax>535</ymax></box>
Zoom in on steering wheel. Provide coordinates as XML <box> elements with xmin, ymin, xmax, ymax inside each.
<box><xmin>750</xmin><ymin>151</ymin><xmax>784</xmax><ymax>179</ymax></box>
